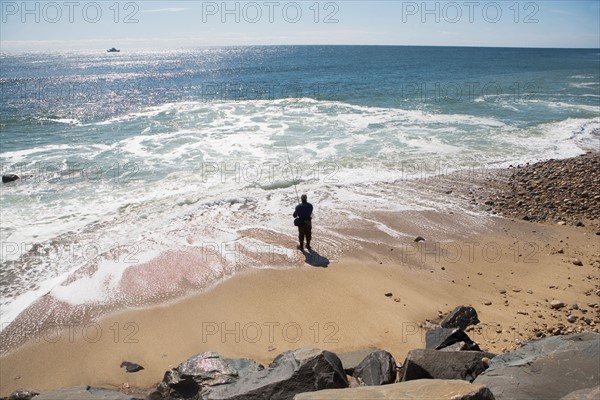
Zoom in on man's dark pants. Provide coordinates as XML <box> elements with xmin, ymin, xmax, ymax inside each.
<box><xmin>298</xmin><ymin>220</ymin><xmax>312</xmax><ymax>248</ymax></box>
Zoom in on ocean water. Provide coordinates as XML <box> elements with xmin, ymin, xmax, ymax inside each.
<box><xmin>1</xmin><ymin>46</ymin><xmax>599</xmax><ymax>330</ymax></box>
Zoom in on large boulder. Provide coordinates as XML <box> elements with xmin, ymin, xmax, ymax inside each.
<box><xmin>177</xmin><ymin>352</ymin><xmax>263</xmax><ymax>386</ymax></box>
<box><xmin>351</xmin><ymin>350</ymin><xmax>397</xmax><ymax>386</ymax></box>
<box><xmin>401</xmin><ymin>349</ymin><xmax>494</xmax><ymax>382</ymax></box>
<box><xmin>155</xmin><ymin>352</ymin><xmax>264</xmax><ymax>399</ymax></box>
<box><xmin>474</xmin><ymin>333</ymin><xmax>600</xmax><ymax>400</ymax></box>
<box><xmin>336</xmin><ymin>348</ymin><xmax>380</xmax><ymax>375</ymax></box>
<box><xmin>205</xmin><ymin>347</ymin><xmax>347</xmax><ymax>400</ymax></box>
<box><xmin>5</xmin><ymin>388</ymin><xmax>39</xmax><ymax>400</ymax></box>
<box><xmin>293</xmin><ymin>379</ymin><xmax>496</xmax><ymax>399</ymax></box>
<box><xmin>32</xmin><ymin>386</ymin><xmax>142</xmax><ymax>400</ymax></box>
<box><xmin>560</xmin><ymin>386</ymin><xmax>600</xmax><ymax>400</ymax></box>
<box><xmin>426</xmin><ymin>327</ymin><xmax>481</xmax><ymax>351</ymax></box>
<box><xmin>440</xmin><ymin>306</ymin><xmax>480</xmax><ymax>330</ymax></box>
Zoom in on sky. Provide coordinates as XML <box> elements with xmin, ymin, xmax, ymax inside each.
<box><xmin>1</xmin><ymin>0</ymin><xmax>599</xmax><ymax>51</ymax></box>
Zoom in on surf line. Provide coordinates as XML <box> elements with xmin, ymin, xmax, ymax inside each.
<box><xmin>284</xmin><ymin>140</ymin><xmax>300</xmax><ymax>203</ymax></box>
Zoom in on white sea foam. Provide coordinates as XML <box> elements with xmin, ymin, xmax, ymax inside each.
<box><xmin>569</xmin><ymin>81</ymin><xmax>600</xmax><ymax>89</ymax></box>
<box><xmin>37</xmin><ymin>117</ymin><xmax>83</xmax><ymax>125</ymax></box>
<box><xmin>570</xmin><ymin>74</ymin><xmax>596</xmax><ymax>79</ymax></box>
<box><xmin>50</xmin><ymin>250</ymin><xmax>161</xmax><ymax>305</ymax></box>
<box><xmin>2</xmin><ymin>98</ymin><xmax>599</xmax><ymax>330</ymax></box>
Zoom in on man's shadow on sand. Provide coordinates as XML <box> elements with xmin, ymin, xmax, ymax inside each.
<box><xmin>301</xmin><ymin>248</ymin><xmax>329</xmax><ymax>268</ymax></box>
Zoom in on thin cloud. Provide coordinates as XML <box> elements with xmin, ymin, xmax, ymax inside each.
<box><xmin>142</xmin><ymin>8</ymin><xmax>191</xmax><ymax>13</ymax></box>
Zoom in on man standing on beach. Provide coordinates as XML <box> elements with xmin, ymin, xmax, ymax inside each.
<box><xmin>293</xmin><ymin>194</ymin><xmax>313</xmax><ymax>250</ymax></box>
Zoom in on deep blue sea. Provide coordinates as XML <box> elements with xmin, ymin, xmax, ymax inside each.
<box><xmin>1</xmin><ymin>46</ymin><xmax>599</xmax><ymax>327</ymax></box>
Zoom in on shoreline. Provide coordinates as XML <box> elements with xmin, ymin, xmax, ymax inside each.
<box><xmin>1</xmin><ymin>153</ymin><xmax>599</xmax><ymax>396</ymax></box>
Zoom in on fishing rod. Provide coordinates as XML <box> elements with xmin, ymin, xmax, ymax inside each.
<box><xmin>284</xmin><ymin>140</ymin><xmax>301</xmax><ymax>204</ymax></box>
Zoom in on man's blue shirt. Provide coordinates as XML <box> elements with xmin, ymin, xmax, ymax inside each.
<box><xmin>294</xmin><ymin>202</ymin><xmax>313</xmax><ymax>220</ymax></box>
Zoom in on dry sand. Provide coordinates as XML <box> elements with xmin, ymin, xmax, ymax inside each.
<box><xmin>1</xmin><ymin>208</ymin><xmax>598</xmax><ymax>396</ymax></box>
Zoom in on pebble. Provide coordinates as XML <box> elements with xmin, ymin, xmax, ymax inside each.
<box><xmin>499</xmin><ymin>289</ymin><xmax>507</xmax><ymax>294</ymax></box>
<box><xmin>120</xmin><ymin>361</ymin><xmax>144</xmax><ymax>373</ymax></box>
<box><xmin>566</xmin><ymin>315</ymin><xmax>577</xmax><ymax>323</ymax></box>
<box><xmin>550</xmin><ymin>300</ymin><xmax>565</xmax><ymax>309</ymax></box>
<box><xmin>484</xmin><ymin>300</ymin><xmax>492</xmax><ymax>305</ymax></box>
<box><xmin>384</xmin><ymin>292</ymin><xmax>393</xmax><ymax>297</ymax></box>
<box><xmin>572</xmin><ymin>259</ymin><xmax>583</xmax><ymax>266</ymax></box>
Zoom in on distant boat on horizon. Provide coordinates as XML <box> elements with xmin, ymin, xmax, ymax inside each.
<box><xmin>107</xmin><ymin>48</ymin><xmax>120</xmax><ymax>53</ymax></box>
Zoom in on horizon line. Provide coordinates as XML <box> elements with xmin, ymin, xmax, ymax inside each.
<box><xmin>2</xmin><ymin>43</ymin><xmax>599</xmax><ymax>53</ymax></box>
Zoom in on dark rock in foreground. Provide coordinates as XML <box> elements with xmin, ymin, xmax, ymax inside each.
<box><xmin>475</xmin><ymin>332</ymin><xmax>600</xmax><ymax>400</ymax></box>
<box><xmin>154</xmin><ymin>352</ymin><xmax>263</xmax><ymax>399</ymax></box>
<box><xmin>560</xmin><ymin>386</ymin><xmax>600</xmax><ymax>400</ymax></box>
<box><xmin>154</xmin><ymin>348</ymin><xmax>347</xmax><ymax>400</ymax></box>
<box><xmin>401</xmin><ymin>349</ymin><xmax>494</xmax><ymax>383</ymax></box>
<box><xmin>30</xmin><ymin>386</ymin><xmax>142</xmax><ymax>400</ymax></box>
<box><xmin>440</xmin><ymin>305</ymin><xmax>480</xmax><ymax>330</ymax></box>
<box><xmin>293</xmin><ymin>379</ymin><xmax>496</xmax><ymax>399</ymax></box>
<box><xmin>336</xmin><ymin>348</ymin><xmax>380</xmax><ymax>375</ymax></box>
<box><xmin>205</xmin><ymin>348</ymin><xmax>347</xmax><ymax>400</ymax></box>
<box><xmin>426</xmin><ymin>327</ymin><xmax>481</xmax><ymax>351</ymax></box>
<box><xmin>4</xmin><ymin>388</ymin><xmax>40</xmax><ymax>400</ymax></box>
<box><xmin>351</xmin><ymin>350</ymin><xmax>396</xmax><ymax>386</ymax></box>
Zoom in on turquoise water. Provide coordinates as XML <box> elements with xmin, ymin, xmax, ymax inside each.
<box><xmin>1</xmin><ymin>46</ymin><xmax>599</xmax><ymax>326</ymax></box>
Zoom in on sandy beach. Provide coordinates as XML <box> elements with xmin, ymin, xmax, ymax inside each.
<box><xmin>1</xmin><ymin>153</ymin><xmax>599</xmax><ymax>396</ymax></box>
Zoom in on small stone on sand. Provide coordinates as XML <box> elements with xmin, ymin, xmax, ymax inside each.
<box><xmin>550</xmin><ymin>300</ymin><xmax>565</xmax><ymax>309</ymax></box>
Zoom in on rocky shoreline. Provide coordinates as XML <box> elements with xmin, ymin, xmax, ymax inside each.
<box><xmin>3</xmin><ymin>306</ymin><xmax>598</xmax><ymax>400</ymax></box>
<box><xmin>480</xmin><ymin>152</ymin><xmax>600</xmax><ymax>227</ymax></box>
